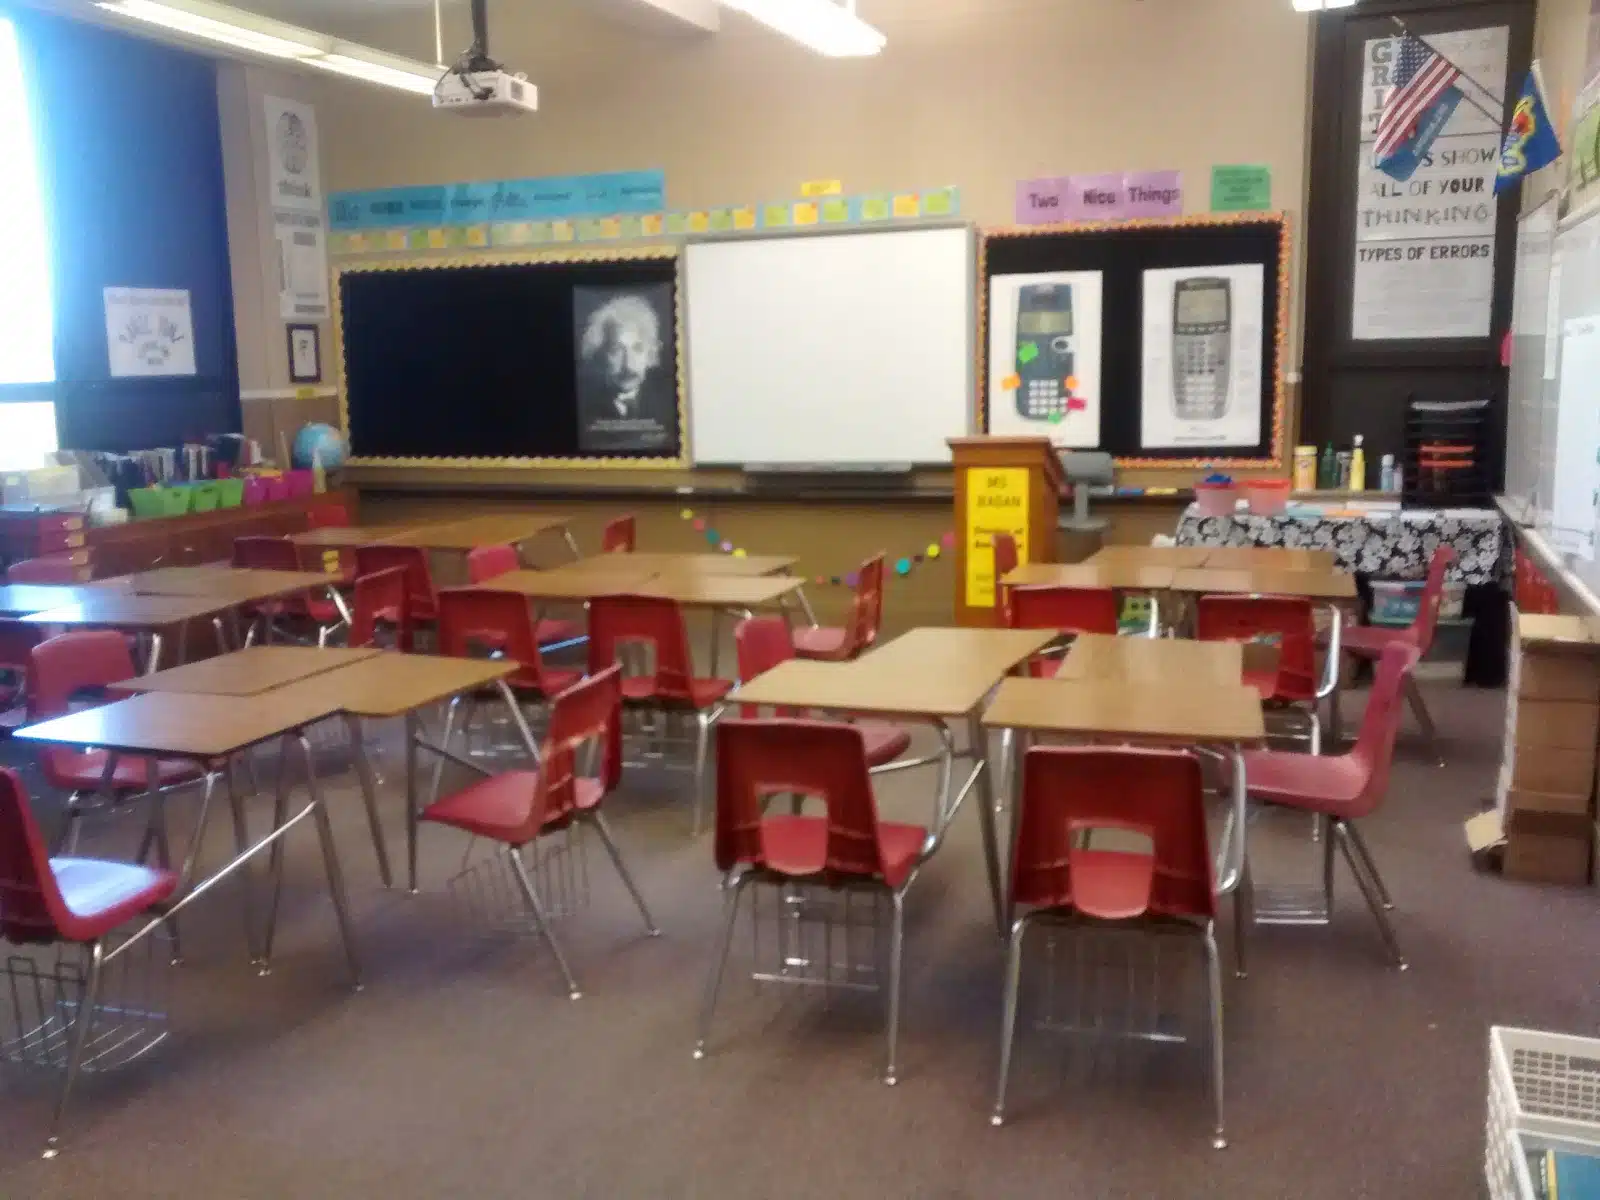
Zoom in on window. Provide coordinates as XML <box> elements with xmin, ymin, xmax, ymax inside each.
<box><xmin>0</xmin><ymin>15</ymin><xmax>58</xmax><ymax>468</ymax></box>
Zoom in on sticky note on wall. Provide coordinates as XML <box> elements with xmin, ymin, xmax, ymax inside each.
<box><xmin>763</xmin><ymin>203</ymin><xmax>791</xmax><ymax>227</ymax></box>
<box><xmin>892</xmin><ymin>193</ymin><xmax>920</xmax><ymax>218</ymax></box>
<box><xmin>793</xmin><ymin>201</ymin><xmax>819</xmax><ymax>225</ymax></box>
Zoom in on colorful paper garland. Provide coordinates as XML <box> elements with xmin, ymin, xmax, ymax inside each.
<box><xmin>677</xmin><ymin>510</ymin><xmax>957</xmax><ymax>585</ymax></box>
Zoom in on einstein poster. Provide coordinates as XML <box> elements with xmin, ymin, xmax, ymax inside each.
<box><xmin>573</xmin><ymin>283</ymin><xmax>677</xmax><ymax>454</ymax></box>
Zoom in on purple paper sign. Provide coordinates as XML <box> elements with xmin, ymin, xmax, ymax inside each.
<box><xmin>1123</xmin><ymin>170</ymin><xmax>1183</xmax><ymax>217</ymax></box>
<box><xmin>1014</xmin><ymin>177</ymin><xmax>1068</xmax><ymax>225</ymax></box>
<box><xmin>1065</xmin><ymin>173</ymin><xmax>1127</xmax><ymax>221</ymax></box>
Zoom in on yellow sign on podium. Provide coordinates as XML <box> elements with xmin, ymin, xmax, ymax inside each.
<box><xmin>963</xmin><ymin>467</ymin><xmax>1030</xmax><ymax>608</ymax></box>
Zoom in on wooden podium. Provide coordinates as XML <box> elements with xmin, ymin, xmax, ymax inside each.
<box><xmin>949</xmin><ymin>436</ymin><xmax>1065</xmax><ymax>626</ymax></box>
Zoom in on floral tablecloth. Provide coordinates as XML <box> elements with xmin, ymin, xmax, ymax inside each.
<box><xmin>1174</xmin><ymin>504</ymin><xmax>1507</xmax><ymax>586</ymax></box>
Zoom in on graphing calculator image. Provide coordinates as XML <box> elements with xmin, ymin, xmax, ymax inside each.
<box><xmin>1015</xmin><ymin>284</ymin><xmax>1075</xmax><ymax>421</ymax></box>
<box><xmin>1172</xmin><ymin>276</ymin><xmax>1231</xmax><ymax>421</ymax></box>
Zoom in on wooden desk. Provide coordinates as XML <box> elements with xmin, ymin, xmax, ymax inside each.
<box><xmin>1200</xmin><ymin>547</ymin><xmax>1338</xmax><ymax>571</ymax></box>
<box><xmin>589</xmin><ymin>551</ymin><xmax>799</xmax><ymax>577</ymax></box>
<box><xmin>1170</xmin><ymin>567</ymin><xmax>1357</xmax><ymax>601</ymax></box>
<box><xmin>380</xmin><ymin>514</ymin><xmax>572</xmax><ymax>553</ymax></box>
<box><xmin>24</xmin><ymin>592</ymin><xmax>246</xmax><ymax>670</ymax></box>
<box><xmin>1003</xmin><ymin>562</ymin><xmax>1176</xmax><ymax>591</ymax></box>
<box><xmin>0</xmin><ymin>584</ymin><xmax>116</xmax><ymax>617</ymax></box>
<box><xmin>732</xmin><ymin>625</ymin><xmax>1056</xmax><ymax>932</ymax></box>
<box><xmin>1088</xmin><ymin>546</ymin><xmax>1212</xmax><ymax>568</ymax></box>
<box><xmin>474</xmin><ymin>566</ymin><xmax>658</xmax><ymax>601</ymax></box>
<box><xmin>982</xmin><ymin>676</ymin><xmax>1265</xmax><ymax>746</ymax></box>
<box><xmin>288</xmin><ymin>525</ymin><xmax>417</xmax><ymax>549</ymax></box>
<box><xmin>120</xmin><ymin>567</ymin><xmax>335</xmax><ymax>603</ymax></box>
<box><xmin>112</xmin><ymin>646</ymin><xmax>381</xmax><ymax>697</ymax></box>
<box><xmin>640</xmin><ymin>574</ymin><xmax>802</xmax><ymax>608</ymax></box>
<box><xmin>1058</xmin><ymin>633</ymin><xmax>1243</xmax><ymax>686</ymax></box>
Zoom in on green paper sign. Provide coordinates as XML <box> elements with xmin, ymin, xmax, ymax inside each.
<box><xmin>861</xmin><ymin>195</ymin><xmax>891</xmax><ymax>221</ymax></box>
<box><xmin>666</xmin><ymin>213</ymin><xmax>690</xmax><ymax>235</ymax></box>
<box><xmin>1018</xmin><ymin>341</ymin><xmax>1039</xmax><ymax>365</ymax></box>
<box><xmin>922</xmin><ymin>187</ymin><xmax>956</xmax><ymax>216</ymax></box>
<box><xmin>621</xmin><ymin>215</ymin><xmax>643</xmax><ymax>239</ymax></box>
<box><xmin>820</xmin><ymin>197</ymin><xmax>851</xmax><ymax>223</ymax></box>
<box><xmin>1210</xmin><ymin>164</ymin><xmax>1271</xmax><ymax>212</ymax></box>
<box><xmin>763</xmin><ymin>203</ymin><xmax>791</xmax><ymax>227</ymax></box>
<box><xmin>709</xmin><ymin>208</ymin><xmax>735</xmax><ymax>232</ymax></box>
<box><xmin>445</xmin><ymin>227</ymin><xmax>469</xmax><ymax>248</ymax></box>
<box><xmin>407</xmin><ymin>229</ymin><xmax>429</xmax><ymax>251</ymax></box>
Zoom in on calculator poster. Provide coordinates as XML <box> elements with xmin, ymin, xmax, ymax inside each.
<box><xmin>1139</xmin><ymin>263</ymin><xmax>1264</xmax><ymax>449</ymax></box>
<box><xmin>986</xmin><ymin>271</ymin><xmax>1103</xmax><ymax>448</ymax></box>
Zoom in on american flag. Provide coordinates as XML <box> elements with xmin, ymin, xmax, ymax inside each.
<box><xmin>1374</xmin><ymin>34</ymin><xmax>1462</xmax><ymax>163</ymax></box>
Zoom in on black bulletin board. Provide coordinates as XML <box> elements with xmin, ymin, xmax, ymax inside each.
<box><xmin>335</xmin><ymin>249</ymin><xmax>684</xmax><ymax>468</ymax></box>
<box><xmin>979</xmin><ymin>213</ymin><xmax>1288</xmax><ymax>467</ymax></box>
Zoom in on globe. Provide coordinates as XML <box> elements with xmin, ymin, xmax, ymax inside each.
<box><xmin>291</xmin><ymin>423</ymin><xmax>347</xmax><ymax>471</ymax></box>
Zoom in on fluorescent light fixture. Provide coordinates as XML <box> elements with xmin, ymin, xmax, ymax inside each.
<box><xmin>94</xmin><ymin>0</ymin><xmax>445</xmax><ymax>95</ymax></box>
<box><xmin>719</xmin><ymin>0</ymin><xmax>885</xmax><ymax>56</ymax></box>
<box><xmin>1293</xmin><ymin>0</ymin><xmax>1355</xmax><ymax>10</ymax></box>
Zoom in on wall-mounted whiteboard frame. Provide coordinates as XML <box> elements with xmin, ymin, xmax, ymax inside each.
<box><xmin>682</xmin><ymin>221</ymin><xmax>976</xmax><ymax>468</ymax></box>
<box><xmin>1503</xmin><ymin>192</ymin><xmax>1558</xmax><ymax>525</ymax></box>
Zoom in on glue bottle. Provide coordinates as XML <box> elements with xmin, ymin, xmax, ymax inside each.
<box><xmin>1349</xmin><ymin>435</ymin><xmax>1366</xmax><ymax>492</ymax></box>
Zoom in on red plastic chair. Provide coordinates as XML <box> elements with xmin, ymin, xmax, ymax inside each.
<box><xmin>588</xmin><ymin>593</ymin><xmax>733</xmax><ymax>831</ymax></box>
<box><xmin>420</xmin><ymin>664</ymin><xmax>657</xmax><ymax>998</ymax></box>
<box><xmin>27</xmin><ymin>632</ymin><xmax>210</xmax><ymax>856</ymax></box>
<box><xmin>1340</xmin><ymin>545</ymin><xmax>1455</xmax><ymax>763</ymax></box>
<box><xmin>232</xmin><ymin>536</ymin><xmax>343</xmax><ymax>646</ymax></box>
<box><xmin>993</xmin><ymin>746</ymin><xmax>1224</xmax><ymax>1147</ymax></box>
<box><xmin>349</xmin><ymin>567</ymin><xmax>412</xmax><ymax>651</ymax></box>
<box><xmin>467</xmin><ymin>544</ymin><xmax>582</xmax><ymax>646</ymax></box>
<box><xmin>6</xmin><ymin>556</ymin><xmax>82</xmax><ymax>584</ymax></box>
<box><xmin>1241</xmin><ymin>641</ymin><xmax>1415</xmax><ymax>968</ymax></box>
<box><xmin>0</xmin><ymin>767</ymin><xmax>178</xmax><ymax>1157</ymax></box>
<box><xmin>1005</xmin><ymin>584</ymin><xmax>1120</xmax><ymax>677</ymax></box>
<box><xmin>735</xmin><ymin>616</ymin><xmax>911</xmax><ymax>769</ymax></box>
<box><xmin>1196</xmin><ymin>594</ymin><xmax>1340</xmax><ymax>753</ymax></box>
<box><xmin>992</xmin><ymin>533</ymin><xmax>1020</xmax><ymax>621</ymax></box>
<box><xmin>695</xmin><ymin>718</ymin><xmax>933</xmax><ymax>1084</ymax></box>
<box><xmin>306</xmin><ymin>502</ymin><xmax>350</xmax><ymax>528</ymax></box>
<box><xmin>794</xmin><ymin>554</ymin><xmax>884</xmax><ymax>662</ymax></box>
<box><xmin>437</xmin><ymin>587</ymin><xmax>583</xmax><ymax>702</ymax></box>
<box><xmin>0</xmin><ymin>620</ymin><xmax>43</xmax><ymax>739</ymax></box>
<box><xmin>602</xmin><ymin>515</ymin><xmax>636</xmax><ymax>553</ymax></box>
<box><xmin>354</xmin><ymin>544</ymin><xmax>438</xmax><ymax>626</ymax></box>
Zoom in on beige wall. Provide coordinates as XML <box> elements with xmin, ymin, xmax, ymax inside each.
<box><xmin>301</xmin><ymin>0</ymin><xmax>1317</xmax><ymax>364</ymax></box>
<box><xmin>1526</xmin><ymin>0</ymin><xmax>1592</xmax><ymax>205</ymax></box>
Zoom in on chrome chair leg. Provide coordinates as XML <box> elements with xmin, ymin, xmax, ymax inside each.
<box><xmin>507</xmin><ymin>846</ymin><xmax>581</xmax><ymax>999</ymax></box>
<box><xmin>990</xmin><ymin>914</ymin><xmax>1028</xmax><ymax>1126</ymax></box>
<box><xmin>695</xmin><ymin>873</ymin><xmax>747</xmax><ymax>1060</ymax></box>
<box><xmin>261</xmin><ymin>740</ymin><xmax>297</xmax><ymax>974</ymax></box>
<box><xmin>1232</xmin><ymin>851</ymin><xmax>1251</xmax><ymax>980</ymax></box>
<box><xmin>43</xmin><ymin>941</ymin><xmax>104</xmax><ymax>1160</ymax></box>
<box><xmin>1345</xmin><ymin>821</ymin><xmax>1393</xmax><ymax>909</ymax></box>
<box><xmin>1403</xmin><ymin>674</ymin><xmax>1443</xmax><ymax>766</ymax></box>
<box><xmin>885</xmin><ymin>891</ymin><xmax>906</xmax><ymax>1086</ymax></box>
<box><xmin>346</xmin><ymin>715</ymin><xmax>392</xmax><ymax>888</ymax></box>
<box><xmin>300</xmin><ymin>735</ymin><xmax>362</xmax><ymax>990</ymax></box>
<box><xmin>1334</xmin><ymin>820</ymin><xmax>1406</xmax><ymax>969</ymax></box>
<box><xmin>51</xmin><ymin>792</ymin><xmax>83</xmax><ymax>856</ymax></box>
<box><xmin>691</xmin><ymin>710</ymin><xmax>715</xmax><ymax>835</ymax></box>
<box><xmin>1203</xmin><ymin>921</ymin><xmax>1227</xmax><ymax>1150</ymax></box>
<box><xmin>589</xmin><ymin>811</ymin><xmax>659</xmax><ymax>936</ymax></box>
<box><xmin>225</xmin><ymin>758</ymin><xmax>260</xmax><ymax>964</ymax></box>
<box><xmin>428</xmin><ymin>696</ymin><xmax>463</xmax><ymax>808</ymax></box>
<box><xmin>1320</xmin><ymin>813</ymin><xmax>1336</xmax><ymax>916</ymax></box>
<box><xmin>147</xmin><ymin>769</ymin><xmax>182</xmax><ymax>965</ymax></box>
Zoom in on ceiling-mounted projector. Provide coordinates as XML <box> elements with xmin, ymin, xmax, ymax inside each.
<box><xmin>432</xmin><ymin>0</ymin><xmax>537</xmax><ymax>115</ymax></box>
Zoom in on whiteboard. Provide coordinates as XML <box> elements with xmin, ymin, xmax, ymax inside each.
<box><xmin>684</xmin><ymin>225</ymin><xmax>974</xmax><ymax>465</ymax></box>
<box><xmin>1503</xmin><ymin>195</ymin><xmax>1556</xmax><ymax>524</ymax></box>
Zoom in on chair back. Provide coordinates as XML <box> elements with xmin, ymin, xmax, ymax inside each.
<box><xmin>1347</xmin><ymin>642</ymin><xmax>1417</xmax><ymax>819</ymax></box>
<box><xmin>1195</xmin><ymin>594</ymin><xmax>1317</xmax><ymax>702</ymax></box>
<box><xmin>528</xmin><ymin>664</ymin><xmax>624</xmax><ymax>835</ymax></box>
<box><xmin>1012</xmin><ymin>746</ymin><xmax>1215</xmax><ymax>922</ymax></box>
<box><xmin>306</xmin><ymin>502</ymin><xmax>350</xmax><ymax>529</ymax></box>
<box><xmin>354</xmin><ymin>544</ymin><xmax>436</xmax><ymax>620</ymax></box>
<box><xmin>0</xmin><ymin>769</ymin><xmax>72</xmax><ymax>945</ymax></box>
<box><xmin>1007</xmin><ymin>585</ymin><xmax>1119</xmax><ymax>637</ymax></box>
<box><xmin>436</xmin><ymin>587</ymin><xmax>553</xmax><ymax>691</ymax></box>
<box><xmin>28</xmin><ymin>631</ymin><xmax>136</xmax><ymax>719</ymax></box>
<box><xmin>466</xmin><ymin>544</ymin><xmax>520</xmax><ymax>584</ymax></box>
<box><xmin>0</xmin><ymin>621</ymin><xmax>43</xmax><ymax>708</ymax></box>
<box><xmin>6</xmin><ymin>557</ymin><xmax>80</xmax><ymax>584</ymax></box>
<box><xmin>714</xmin><ymin>718</ymin><xmax>892</xmax><ymax>881</ymax></box>
<box><xmin>602</xmin><ymin>516</ymin><xmax>636</xmax><ymax>554</ymax></box>
<box><xmin>858</xmin><ymin>554</ymin><xmax>886</xmax><ymax>647</ymax></box>
<box><xmin>1409</xmin><ymin>545</ymin><xmax>1457</xmax><ymax>654</ymax></box>
<box><xmin>232</xmin><ymin>535</ymin><xmax>301</xmax><ymax>571</ymax></box>
<box><xmin>734</xmin><ymin>616</ymin><xmax>797</xmax><ymax>717</ymax></box>
<box><xmin>587</xmin><ymin>594</ymin><xmax>702</xmax><ymax>701</ymax></box>
<box><xmin>349</xmin><ymin>567</ymin><xmax>412</xmax><ymax>650</ymax></box>
<box><xmin>992</xmin><ymin>534</ymin><xmax>1020</xmax><ymax>621</ymax></box>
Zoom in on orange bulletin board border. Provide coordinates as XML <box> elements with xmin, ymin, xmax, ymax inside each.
<box><xmin>976</xmin><ymin>211</ymin><xmax>1289</xmax><ymax>470</ymax></box>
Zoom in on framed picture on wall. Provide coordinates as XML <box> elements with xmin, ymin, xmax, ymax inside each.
<box><xmin>985</xmin><ymin>270</ymin><xmax>1104</xmax><ymax>447</ymax></box>
<box><xmin>573</xmin><ymin>282</ymin><xmax>677</xmax><ymax>454</ymax></box>
<box><xmin>287</xmin><ymin>323</ymin><xmax>321</xmax><ymax>383</ymax></box>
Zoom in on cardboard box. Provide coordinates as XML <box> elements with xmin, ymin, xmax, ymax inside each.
<box><xmin>1521</xmin><ymin>654</ymin><xmax>1600</xmax><ymax>703</ymax></box>
<box><xmin>1516</xmin><ymin>700</ymin><xmax>1600</xmax><ymax>752</ymax></box>
<box><xmin>1511</xmin><ymin>746</ymin><xmax>1599</xmax><ymax>796</ymax></box>
<box><xmin>1504</xmin><ymin>810</ymin><xmax>1593</xmax><ymax>885</ymax></box>
<box><xmin>1516</xmin><ymin>612</ymin><xmax>1598</xmax><ymax>648</ymax></box>
<box><xmin>1506</xmin><ymin>787</ymin><xmax>1593</xmax><ymax>819</ymax></box>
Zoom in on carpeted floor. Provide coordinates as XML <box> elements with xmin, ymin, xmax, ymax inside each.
<box><xmin>0</xmin><ymin>674</ymin><xmax>1583</xmax><ymax>1198</ymax></box>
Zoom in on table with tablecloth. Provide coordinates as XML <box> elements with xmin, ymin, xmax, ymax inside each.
<box><xmin>1174</xmin><ymin>503</ymin><xmax>1509</xmax><ymax>685</ymax></box>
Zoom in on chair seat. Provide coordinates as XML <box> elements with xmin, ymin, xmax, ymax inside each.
<box><xmin>535</xmin><ymin>617</ymin><xmax>584</xmax><ymax>646</ymax></box>
<box><xmin>858</xmin><ymin>721</ymin><xmax>911</xmax><ymax>766</ymax></box>
<box><xmin>793</xmin><ymin>625</ymin><xmax>848</xmax><ymax>659</ymax></box>
<box><xmin>48</xmin><ymin>751</ymin><xmax>206</xmax><ymax>793</ymax></box>
<box><xmin>1242</xmin><ymin>666</ymin><xmax>1278</xmax><ymax>700</ymax></box>
<box><xmin>756</xmin><ymin>814</ymin><xmax>928</xmax><ymax>889</ymax></box>
<box><xmin>1241</xmin><ymin>748</ymin><xmax>1367</xmax><ymax>819</ymax></box>
<box><xmin>51</xmin><ymin>857</ymin><xmax>178</xmax><ymax>942</ymax></box>
<box><xmin>620</xmin><ymin>676</ymin><xmax>732</xmax><ymax>709</ymax></box>
<box><xmin>421</xmin><ymin>770</ymin><xmax>601</xmax><ymax>843</ymax></box>
<box><xmin>1340</xmin><ymin>623</ymin><xmax>1415</xmax><ymax>661</ymax></box>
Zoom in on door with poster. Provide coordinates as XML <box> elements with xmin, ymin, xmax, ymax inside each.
<box><xmin>1300</xmin><ymin>4</ymin><xmax>1533</xmax><ymax>487</ymax></box>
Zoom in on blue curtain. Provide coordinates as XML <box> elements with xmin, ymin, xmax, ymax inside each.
<box><xmin>15</xmin><ymin>9</ymin><xmax>239</xmax><ymax>451</ymax></box>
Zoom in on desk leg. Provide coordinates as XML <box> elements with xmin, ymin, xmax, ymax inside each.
<box><xmin>261</xmin><ymin>738</ymin><xmax>295</xmax><ymax>974</ymax></box>
<box><xmin>498</xmin><ymin>680</ymin><xmax>542</xmax><ymax>764</ymax></box>
<box><xmin>346</xmin><ymin>715</ymin><xmax>392</xmax><ymax>888</ymax></box>
<box><xmin>1000</xmin><ymin>729</ymin><xmax>1025</xmax><ymax>936</ymax></box>
<box><xmin>298</xmin><ymin>734</ymin><xmax>361</xmax><ymax>991</ymax></box>
<box><xmin>967</xmin><ymin>713</ymin><xmax>1005</xmax><ymax>936</ymax></box>
<box><xmin>562</xmin><ymin>529</ymin><xmax>582</xmax><ymax>560</ymax></box>
<box><xmin>225</xmin><ymin>757</ymin><xmax>261</xmax><ymax>965</ymax></box>
<box><xmin>146</xmin><ymin>755</ymin><xmax>182</xmax><ymax>964</ymax></box>
<box><xmin>405</xmin><ymin>711</ymin><xmax>421</xmax><ymax>894</ymax></box>
<box><xmin>144</xmin><ymin>634</ymin><xmax>164</xmax><ymax>675</ymax></box>
<box><xmin>708</xmin><ymin>608</ymin><xmax>723</xmax><ymax>679</ymax></box>
<box><xmin>792</xmin><ymin>581</ymin><xmax>818</xmax><ymax>627</ymax></box>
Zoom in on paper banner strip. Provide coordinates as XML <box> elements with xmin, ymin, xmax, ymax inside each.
<box><xmin>676</xmin><ymin>510</ymin><xmax>957</xmax><ymax>584</ymax></box>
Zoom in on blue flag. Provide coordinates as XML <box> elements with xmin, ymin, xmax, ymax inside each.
<box><xmin>1496</xmin><ymin>63</ymin><xmax>1562</xmax><ymax>193</ymax></box>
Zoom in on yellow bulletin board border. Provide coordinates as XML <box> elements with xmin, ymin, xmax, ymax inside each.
<box><xmin>332</xmin><ymin>246</ymin><xmax>687</xmax><ymax>471</ymax></box>
<box><xmin>976</xmin><ymin>211</ymin><xmax>1289</xmax><ymax>470</ymax></box>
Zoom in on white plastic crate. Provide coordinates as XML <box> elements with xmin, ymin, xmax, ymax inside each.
<box><xmin>1487</xmin><ymin>1026</ymin><xmax>1600</xmax><ymax>1200</ymax></box>
<box><xmin>1369</xmin><ymin>578</ymin><xmax>1466</xmax><ymax>627</ymax></box>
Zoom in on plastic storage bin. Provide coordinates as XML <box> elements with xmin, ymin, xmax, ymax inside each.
<box><xmin>1369</xmin><ymin>578</ymin><xmax>1466</xmax><ymax>627</ymax></box>
<box><xmin>188</xmin><ymin>482</ymin><xmax>221</xmax><ymax>513</ymax></box>
<box><xmin>242</xmin><ymin>476</ymin><xmax>270</xmax><ymax>506</ymax></box>
<box><xmin>1194</xmin><ymin>482</ymin><xmax>1239</xmax><ymax>517</ymax></box>
<box><xmin>1242</xmin><ymin>479</ymin><xmax>1291</xmax><ymax>516</ymax></box>
<box><xmin>127</xmin><ymin>487</ymin><xmax>191</xmax><ymax>519</ymax></box>
<box><xmin>216</xmin><ymin>478</ymin><xmax>244</xmax><ymax>508</ymax></box>
<box><xmin>284</xmin><ymin>469</ymin><xmax>315</xmax><ymax>499</ymax></box>
<box><xmin>1486</xmin><ymin>1026</ymin><xmax>1600</xmax><ymax>1200</ymax></box>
